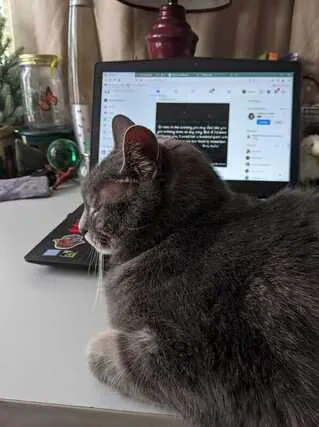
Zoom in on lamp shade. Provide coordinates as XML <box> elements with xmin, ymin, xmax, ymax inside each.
<box><xmin>117</xmin><ymin>0</ymin><xmax>231</xmax><ymax>12</ymax></box>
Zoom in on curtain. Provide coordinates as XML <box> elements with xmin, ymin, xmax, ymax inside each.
<box><xmin>7</xmin><ymin>0</ymin><xmax>319</xmax><ymax>86</ymax></box>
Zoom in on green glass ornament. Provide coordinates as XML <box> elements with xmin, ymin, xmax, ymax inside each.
<box><xmin>47</xmin><ymin>138</ymin><xmax>81</xmax><ymax>171</ymax></box>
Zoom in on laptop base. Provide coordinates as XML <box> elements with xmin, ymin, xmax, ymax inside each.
<box><xmin>25</xmin><ymin>205</ymin><xmax>98</xmax><ymax>270</ymax></box>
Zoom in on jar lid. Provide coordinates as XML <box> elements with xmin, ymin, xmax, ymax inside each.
<box><xmin>19</xmin><ymin>54</ymin><xmax>59</xmax><ymax>67</ymax></box>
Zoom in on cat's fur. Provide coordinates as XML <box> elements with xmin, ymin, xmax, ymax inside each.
<box><xmin>80</xmin><ymin>115</ymin><xmax>319</xmax><ymax>427</ymax></box>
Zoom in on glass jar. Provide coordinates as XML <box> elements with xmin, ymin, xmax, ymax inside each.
<box><xmin>19</xmin><ymin>54</ymin><xmax>70</xmax><ymax>129</ymax></box>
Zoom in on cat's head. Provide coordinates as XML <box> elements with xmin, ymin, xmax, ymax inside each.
<box><xmin>79</xmin><ymin>114</ymin><xmax>228</xmax><ymax>255</ymax></box>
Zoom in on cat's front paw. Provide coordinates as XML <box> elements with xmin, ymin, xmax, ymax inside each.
<box><xmin>87</xmin><ymin>329</ymin><xmax>152</xmax><ymax>403</ymax></box>
<box><xmin>87</xmin><ymin>329</ymin><xmax>121</xmax><ymax>386</ymax></box>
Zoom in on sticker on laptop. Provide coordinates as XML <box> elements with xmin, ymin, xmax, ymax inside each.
<box><xmin>60</xmin><ymin>250</ymin><xmax>77</xmax><ymax>259</ymax></box>
<box><xmin>53</xmin><ymin>234</ymin><xmax>85</xmax><ymax>250</ymax></box>
<box><xmin>68</xmin><ymin>222</ymin><xmax>80</xmax><ymax>234</ymax></box>
<box><xmin>42</xmin><ymin>248</ymin><xmax>61</xmax><ymax>256</ymax></box>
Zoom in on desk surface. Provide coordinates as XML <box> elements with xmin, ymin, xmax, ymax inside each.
<box><xmin>0</xmin><ymin>185</ymin><xmax>168</xmax><ymax>418</ymax></box>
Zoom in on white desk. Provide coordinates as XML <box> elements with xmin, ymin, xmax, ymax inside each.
<box><xmin>0</xmin><ymin>186</ymin><xmax>182</xmax><ymax>426</ymax></box>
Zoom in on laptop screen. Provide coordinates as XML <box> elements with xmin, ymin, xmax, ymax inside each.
<box><xmin>98</xmin><ymin>71</ymin><xmax>294</xmax><ymax>183</ymax></box>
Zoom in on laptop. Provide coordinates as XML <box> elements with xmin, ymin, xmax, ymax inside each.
<box><xmin>25</xmin><ymin>58</ymin><xmax>301</xmax><ymax>269</ymax></box>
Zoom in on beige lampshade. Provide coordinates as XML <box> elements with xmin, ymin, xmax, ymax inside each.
<box><xmin>117</xmin><ymin>0</ymin><xmax>231</xmax><ymax>12</ymax></box>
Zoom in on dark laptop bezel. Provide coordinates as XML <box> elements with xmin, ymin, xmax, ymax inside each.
<box><xmin>91</xmin><ymin>58</ymin><xmax>301</xmax><ymax>199</ymax></box>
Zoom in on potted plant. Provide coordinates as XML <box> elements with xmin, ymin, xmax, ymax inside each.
<box><xmin>0</xmin><ymin>14</ymin><xmax>24</xmax><ymax>178</ymax></box>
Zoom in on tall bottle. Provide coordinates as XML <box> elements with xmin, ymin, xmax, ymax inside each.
<box><xmin>68</xmin><ymin>0</ymin><xmax>101</xmax><ymax>178</ymax></box>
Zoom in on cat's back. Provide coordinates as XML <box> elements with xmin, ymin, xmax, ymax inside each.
<box><xmin>198</xmin><ymin>188</ymin><xmax>319</xmax><ymax>322</ymax></box>
<box><xmin>205</xmin><ymin>188</ymin><xmax>319</xmax><ymax>269</ymax></box>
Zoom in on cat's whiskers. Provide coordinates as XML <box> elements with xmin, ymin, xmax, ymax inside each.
<box><xmin>125</xmin><ymin>224</ymin><xmax>148</xmax><ymax>232</ymax></box>
<box><xmin>92</xmin><ymin>252</ymin><xmax>105</xmax><ymax>309</ymax></box>
<box><xmin>87</xmin><ymin>246</ymin><xmax>96</xmax><ymax>274</ymax></box>
<box><xmin>93</xmin><ymin>250</ymin><xmax>99</xmax><ymax>275</ymax></box>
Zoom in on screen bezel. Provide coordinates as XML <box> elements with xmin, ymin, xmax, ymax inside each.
<box><xmin>91</xmin><ymin>58</ymin><xmax>301</xmax><ymax>198</ymax></box>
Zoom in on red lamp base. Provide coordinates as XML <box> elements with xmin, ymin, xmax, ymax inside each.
<box><xmin>146</xmin><ymin>2</ymin><xmax>198</xmax><ymax>59</ymax></box>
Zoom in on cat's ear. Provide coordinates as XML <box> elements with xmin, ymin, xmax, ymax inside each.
<box><xmin>112</xmin><ymin>114</ymin><xmax>135</xmax><ymax>150</ymax></box>
<box><xmin>122</xmin><ymin>125</ymin><xmax>160</xmax><ymax>180</ymax></box>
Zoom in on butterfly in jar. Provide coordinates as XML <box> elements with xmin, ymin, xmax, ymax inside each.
<box><xmin>38</xmin><ymin>86</ymin><xmax>58</xmax><ymax>111</ymax></box>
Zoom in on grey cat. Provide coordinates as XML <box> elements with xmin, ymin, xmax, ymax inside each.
<box><xmin>80</xmin><ymin>114</ymin><xmax>319</xmax><ymax>427</ymax></box>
